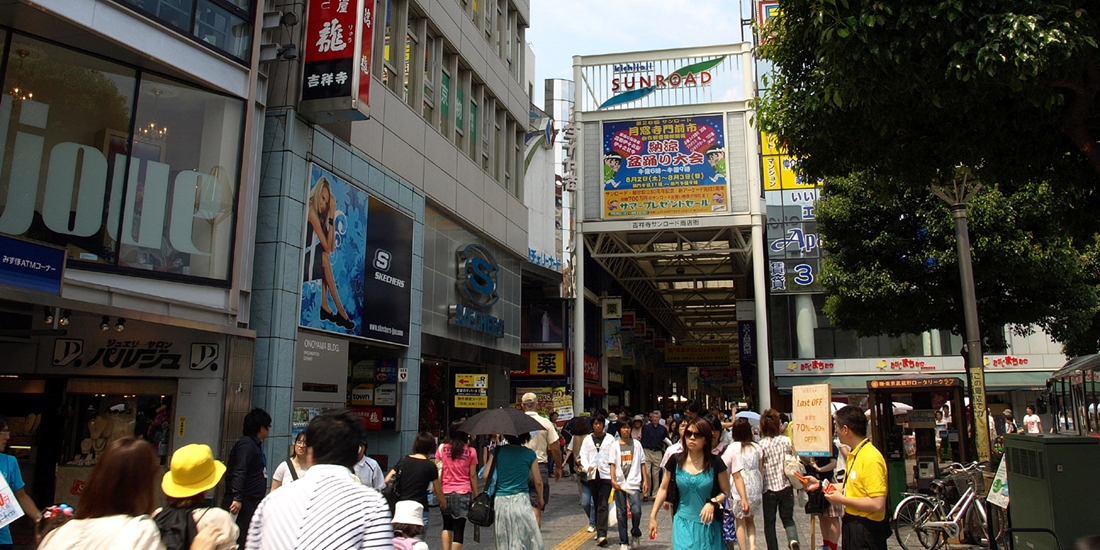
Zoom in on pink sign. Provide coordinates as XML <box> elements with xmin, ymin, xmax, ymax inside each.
<box><xmin>684</xmin><ymin>125</ymin><xmax>717</xmax><ymax>153</ymax></box>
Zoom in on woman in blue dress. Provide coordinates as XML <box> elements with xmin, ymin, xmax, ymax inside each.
<box><xmin>648</xmin><ymin>417</ymin><xmax>731</xmax><ymax>550</ymax></box>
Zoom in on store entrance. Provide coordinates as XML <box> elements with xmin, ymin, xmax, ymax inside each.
<box><xmin>419</xmin><ymin>358</ymin><xmax>489</xmax><ymax>438</ymax></box>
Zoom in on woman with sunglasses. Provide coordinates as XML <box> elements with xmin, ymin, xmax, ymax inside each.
<box><xmin>648</xmin><ymin>417</ymin><xmax>731</xmax><ymax>550</ymax></box>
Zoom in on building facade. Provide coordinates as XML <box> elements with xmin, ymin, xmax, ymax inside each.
<box><xmin>0</xmin><ymin>0</ymin><xmax>263</xmax><ymax>518</ymax></box>
<box><xmin>255</xmin><ymin>0</ymin><xmax>533</xmax><ymax>466</ymax></box>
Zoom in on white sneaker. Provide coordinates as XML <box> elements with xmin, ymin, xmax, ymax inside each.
<box><xmin>588</xmin><ymin>526</ymin><xmax>596</xmax><ymax>533</ymax></box>
<box><xmin>631</xmin><ymin>540</ymin><xmax>640</xmax><ymax>549</ymax></box>
<box><xmin>597</xmin><ymin>537</ymin><xmax>609</xmax><ymax>547</ymax></box>
<box><xmin>619</xmin><ymin>544</ymin><xmax>629</xmax><ymax>550</ymax></box>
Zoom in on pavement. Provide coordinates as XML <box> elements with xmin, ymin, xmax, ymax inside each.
<box><xmin>422</xmin><ymin>476</ymin><xmax>941</xmax><ymax>550</ymax></box>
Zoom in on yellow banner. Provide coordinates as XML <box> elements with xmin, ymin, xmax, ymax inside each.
<box><xmin>664</xmin><ymin>345</ymin><xmax>731</xmax><ymax>367</ymax></box>
<box><xmin>528</xmin><ymin>350</ymin><xmax>566</xmax><ymax>376</ymax></box>
<box><xmin>455</xmin><ymin>374</ymin><xmax>488</xmax><ymax>388</ymax></box>
<box><xmin>455</xmin><ymin>394</ymin><xmax>488</xmax><ymax>408</ymax></box>
<box><xmin>605</xmin><ymin>184</ymin><xmax>728</xmax><ymax>217</ymax></box>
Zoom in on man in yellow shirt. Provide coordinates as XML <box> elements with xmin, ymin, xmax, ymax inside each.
<box><xmin>801</xmin><ymin>406</ymin><xmax>889</xmax><ymax>550</ymax></box>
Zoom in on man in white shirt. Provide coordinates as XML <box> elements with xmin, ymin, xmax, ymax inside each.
<box><xmin>522</xmin><ymin>392</ymin><xmax>563</xmax><ymax>527</ymax></box>
<box><xmin>1022</xmin><ymin>405</ymin><xmax>1043</xmax><ymax>434</ymax></box>
<box><xmin>608</xmin><ymin>422</ymin><xmax>649</xmax><ymax>550</ymax></box>
<box><xmin>355</xmin><ymin>438</ymin><xmax>385</xmax><ymax>490</ymax></box>
<box><xmin>246</xmin><ymin>410</ymin><xmax>392</xmax><ymax>550</ymax></box>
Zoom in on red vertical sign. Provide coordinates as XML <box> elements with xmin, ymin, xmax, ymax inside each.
<box><xmin>357</xmin><ymin>1</ymin><xmax>376</xmax><ymax>111</ymax></box>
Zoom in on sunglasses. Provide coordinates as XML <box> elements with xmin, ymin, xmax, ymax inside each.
<box><xmin>684</xmin><ymin>429</ymin><xmax>705</xmax><ymax>439</ymax></box>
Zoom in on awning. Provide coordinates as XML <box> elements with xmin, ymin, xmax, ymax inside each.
<box><xmin>776</xmin><ymin>375</ymin><xmax>882</xmax><ymax>393</ymax></box>
<box><xmin>584</xmin><ymin>382</ymin><xmax>607</xmax><ymax>395</ymax></box>
<box><xmin>983</xmin><ymin>370</ymin><xmax>1051</xmax><ymax>391</ymax></box>
<box><xmin>777</xmin><ymin>371</ymin><xmax>1052</xmax><ymax>393</ymax></box>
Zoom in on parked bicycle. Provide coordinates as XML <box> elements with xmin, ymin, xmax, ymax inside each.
<box><xmin>893</xmin><ymin>461</ymin><xmax>994</xmax><ymax>550</ymax></box>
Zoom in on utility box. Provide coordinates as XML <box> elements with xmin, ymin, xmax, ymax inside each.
<box><xmin>1004</xmin><ymin>434</ymin><xmax>1100</xmax><ymax>549</ymax></box>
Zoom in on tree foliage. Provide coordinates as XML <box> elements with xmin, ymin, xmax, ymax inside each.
<box><xmin>754</xmin><ymin>0</ymin><xmax>1100</xmax><ymax>189</ymax></box>
<box><xmin>818</xmin><ymin>173</ymin><xmax>1100</xmax><ymax>354</ymax></box>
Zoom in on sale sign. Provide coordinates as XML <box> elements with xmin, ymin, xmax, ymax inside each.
<box><xmin>791</xmin><ymin>383</ymin><xmax>832</xmax><ymax>457</ymax></box>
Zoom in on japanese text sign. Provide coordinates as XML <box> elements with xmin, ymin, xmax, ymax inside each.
<box><xmin>791</xmin><ymin>383</ymin><xmax>831</xmax><ymax>456</ymax></box>
<box><xmin>0</xmin><ymin>234</ymin><xmax>65</xmax><ymax>295</ymax></box>
<box><xmin>602</xmin><ymin>115</ymin><xmax>730</xmax><ymax>219</ymax></box>
<box><xmin>664</xmin><ymin>345</ymin><xmax>731</xmax><ymax>367</ymax></box>
<box><xmin>528</xmin><ymin>350</ymin><xmax>566</xmax><ymax>376</ymax></box>
<box><xmin>454</xmin><ymin>373</ymin><xmax>488</xmax><ymax>408</ymax></box>
<box><xmin>301</xmin><ymin>0</ymin><xmax>376</xmax><ymax>122</ymax></box>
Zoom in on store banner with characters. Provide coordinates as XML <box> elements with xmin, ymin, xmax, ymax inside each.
<box><xmin>602</xmin><ymin>115</ymin><xmax>730</xmax><ymax>218</ymax></box>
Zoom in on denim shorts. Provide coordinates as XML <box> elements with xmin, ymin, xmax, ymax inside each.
<box><xmin>444</xmin><ymin>492</ymin><xmax>472</xmax><ymax>518</ymax></box>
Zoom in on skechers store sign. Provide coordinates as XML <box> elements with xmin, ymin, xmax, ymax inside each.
<box><xmin>449</xmin><ymin>244</ymin><xmax>504</xmax><ymax>338</ymax></box>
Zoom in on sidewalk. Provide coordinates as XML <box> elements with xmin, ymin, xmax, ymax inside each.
<box><xmin>423</xmin><ymin>479</ymin><xmax>928</xmax><ymax>550</ymax></box>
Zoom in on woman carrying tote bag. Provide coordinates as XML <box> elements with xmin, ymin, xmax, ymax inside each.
<box><xmin>757</xmin><ymin>409</ymin><xmax>801</xmax><ymax>550</ymax></box>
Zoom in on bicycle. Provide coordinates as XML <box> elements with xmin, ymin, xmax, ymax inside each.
<box><xmin>893</xmin><ymin>462</ymin><xmax>991</xmax><ymax>550</ymax></box>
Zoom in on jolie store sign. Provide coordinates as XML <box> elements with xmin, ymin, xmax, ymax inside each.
<box><xmin>300</xmin><ymin>0</ymin><xmax>377</xmax><ymax>123</ymax></box>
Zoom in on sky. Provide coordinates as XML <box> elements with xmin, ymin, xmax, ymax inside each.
<box><xmin>526</xmin><ymin>0</ymin><xmax>753</xmax><ymax>106</ymax></box>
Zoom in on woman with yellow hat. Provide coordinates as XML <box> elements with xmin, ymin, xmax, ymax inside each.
<box><xmin>158</xmin><ymin>444</ymin><xmax>240</xmax><ymax>550</ymax></box>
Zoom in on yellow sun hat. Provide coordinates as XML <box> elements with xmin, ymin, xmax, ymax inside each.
<box><xmin>161</xmin><ymin>444</ymin><xmax>226</xmax><ymax>498</ymax></box>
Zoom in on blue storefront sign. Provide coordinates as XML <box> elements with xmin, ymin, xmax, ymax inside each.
<box><xmin>0</xmin><ymin>235</ymin><xmax>65</xmax><ymax>295</ymax></box>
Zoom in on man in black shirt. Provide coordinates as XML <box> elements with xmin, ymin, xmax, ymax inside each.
<box><xmin>639</xmin><ymin>410</ymin><xmax>668</xmax><ymax>501</ymax></box>
<box><xmin>221</xmin><ymin>407</ymin><xmax>271</xmax><ymax>546</ymax></box>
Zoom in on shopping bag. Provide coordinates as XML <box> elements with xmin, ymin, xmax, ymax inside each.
<box><xmin>0</xmin><ymin>471</ymin><xmax>24</xmax><ymax>529</ymax></box>
<box><xmin>607</xmin><ymin>488</ymin><xmax>618</xmax><ymax>529</ymax></box>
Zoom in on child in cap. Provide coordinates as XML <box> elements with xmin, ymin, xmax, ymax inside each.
<box><xmin>392</xmin><ymin>500</ymin><xmax>429</xmax><ymax>550</ymax></box>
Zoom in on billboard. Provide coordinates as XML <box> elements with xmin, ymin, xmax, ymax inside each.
<box><xmin>602</xmin><ymin>115</ymin><xmax>729</xmax><ymax>219</ymax></box>
<box><xmin>300</xmin><ymin>164</ymin><xmax>413</xmax><ymax>345</ymax></box>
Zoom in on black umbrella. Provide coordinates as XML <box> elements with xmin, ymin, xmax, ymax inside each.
<box><xmin>459</xmin><ymin>407</ymin><xmax>546</xmax><ymax>436</ymax></box>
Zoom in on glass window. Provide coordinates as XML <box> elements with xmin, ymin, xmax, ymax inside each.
<box><xmin>0</xmin><ymin>35</ymin><xmax>244</xmax><ymax>283</ymax></box>
<box><xmin>469</xmin><ymin>99</ymin><xmax>477</xmax><ymax>158</ymax></box>
<box><xmin>422</xmin><ymin>34</ymin><xmax>435</xmax><ymax>120</ymax></box>
<box><xmin>456</xmin><ymin>86</ymin><xmax>465</xmax><ymax>139</ymax></box>
<box><xmin>439</xmin><ymin>69</ymin><xmax>450</xmax><ymax>135</ymax></box>
<box><xmin>193</xmin><ymin>0</ymin><xmax>251</xmax><ymax>60</ymax></box>
<box><xmin>113</xmin><ymin>0</ymin><xmax>251</xmax><ymax>62</ymax></box>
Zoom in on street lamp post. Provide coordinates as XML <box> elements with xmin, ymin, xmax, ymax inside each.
<box><xmin>931</xmin><ymin>169</ymin><xmax>991</xmax><ymax>463</ymax></box>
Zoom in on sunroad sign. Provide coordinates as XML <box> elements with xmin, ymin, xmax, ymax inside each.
<box><xmin>449</xmin><ymin>244</ymin><xmax>504</xmax><ymax>338</ymax></box>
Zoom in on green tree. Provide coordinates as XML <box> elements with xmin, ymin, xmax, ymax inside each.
<box><xmin>818</xmin><ymin>172</ymin><xmax>1100</xmax><ymax>354</ymax></box>
<box><xmin>754</xmin><ymin>0</ymin><xmax>1100</xmax><ymax>188</ymax></box>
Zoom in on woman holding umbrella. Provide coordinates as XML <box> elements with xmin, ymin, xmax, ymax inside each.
<box><xmin>458</xmin><ymin>408</ymin><xmax>548</xmax><ymax>550</ymax></box>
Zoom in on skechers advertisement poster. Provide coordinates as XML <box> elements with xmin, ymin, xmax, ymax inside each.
<box><xmin>300</xmin><ymin>164</ymin><xmax>413</xmax><ymax>345</ymax></box>
<box><xmin>602</xmin><ymin>115</ymin><xmax>729</xmax><ymax>218</ymax></box>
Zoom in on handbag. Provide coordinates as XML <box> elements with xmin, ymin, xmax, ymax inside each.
<box><xmin>721</xmin><ymin>496</ymin><xmax>737</xmax><ymax>543</ymax></box>
<box><xmin>468</xmin><ymin>449</ymin><xmax>499</xmax><ymax>527</ymax></box>
<box><xmin>782</xmin><ymin>442</ymin><xmax>806</xmax><ymax>488</ymax></box>
<box><xmin>382</xmin><ymin>459</ymin><xmax>403</xmax><ymax>511</ymax></box>
<box><xmin>805</xmin><ymin>488</ymin><xmax>830</xmax><ymax>514</ymax></box>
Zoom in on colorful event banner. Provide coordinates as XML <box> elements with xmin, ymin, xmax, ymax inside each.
<box><xmin>604</xmin><ymin>319</ymin><xmax>623</xmax><ymax>357</ymax></box>
<box><xmin>602</xmin><ymin>115</ymin><xmax>730</xmax><ymax>218</ymax></box>
<box><xmin>760</xmin><ymin>133</ymin><xmax>815</xmax><ymax>191</ymax></box>
<box><xmin>664</xmin><ymin>344</ymin><xmax>731</xmax><ymax>367</ymax></box>
<box><xmin>300</xmin><ymin>164</ymin><xmax>413</xmax><ymax>345</ymax></box>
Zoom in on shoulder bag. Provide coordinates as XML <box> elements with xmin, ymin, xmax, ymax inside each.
<box><xmin>382</xmin><ymin>458</ymin><xmax>404</xmax><ymax>511</ymax></box>
<box><xmin>285</xmin><ymin>458</ymin><xmax>298</xmax><ymax>481</ymax></box>
<box><xmin>782</xmin><ymin>438</ymin><xmax>806</xmax><ymax>488</ymax></box>
<box><xmin>467</xmin><ymin>448</ymin><xmax>499</xmax><ymax>527</ymax></box>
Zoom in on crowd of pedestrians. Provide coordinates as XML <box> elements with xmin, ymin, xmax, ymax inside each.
<box><xmin>0</xmin><ymin>399</ymin><xmax>1023</xmax><ymax>550</ymax></box>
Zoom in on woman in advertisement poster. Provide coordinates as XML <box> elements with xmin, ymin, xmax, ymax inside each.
<box><xmin>305</xmin><ymin>175</ymin><xmax>354</xmax><ymax>330</ymax></box>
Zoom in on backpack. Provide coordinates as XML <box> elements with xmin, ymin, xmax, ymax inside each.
<box><xmin>154</xmin><ymin>507</ymin><xmax>201</xmax><ymax>550</ymax></box>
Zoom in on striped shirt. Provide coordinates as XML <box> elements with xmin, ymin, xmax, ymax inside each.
<box><xmin>245</xmin><ymin>464</ymin><xmax>393</xmax><ymax>550</ymax></box>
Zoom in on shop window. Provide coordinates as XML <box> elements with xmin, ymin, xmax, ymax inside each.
<box><xmin>60</xmin><ymin>388</ymin><xmax>176</xmax><ymax>467</ymax></box>
<box><xmin>0</xmin><ymin>35</ymin><xmax>244</xmax><ymax>284</ymax></box>
<box><xmin>113</xmin><ymin>0</ymin><xmax>252</xmax><ymax>62</ymax></box>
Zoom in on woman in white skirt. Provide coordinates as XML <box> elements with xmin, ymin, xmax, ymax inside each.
<box><xmin>725</xmin><ymin>419</ymin><xmax>764</xmax><ymax>550</ymax></box>
<box><xmin>491</xmin><ymin>432</ymin><xmax>544</xmax><ymax>550</ymax></box>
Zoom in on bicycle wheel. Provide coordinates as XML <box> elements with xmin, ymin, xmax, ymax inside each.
<box><xmin>895</xmin><ymin>495</ymin><xmax>944</xmax><ymax>550</ymax></box>
<box><xmin>989</xmin><ymin>503</ymin><xmax>1010</xmax><ymax>548</ymax></box>
<box><xmin>965</xmin><ymin>499</ymin><xmax>991</xmax><ymax>546</ymax></box>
